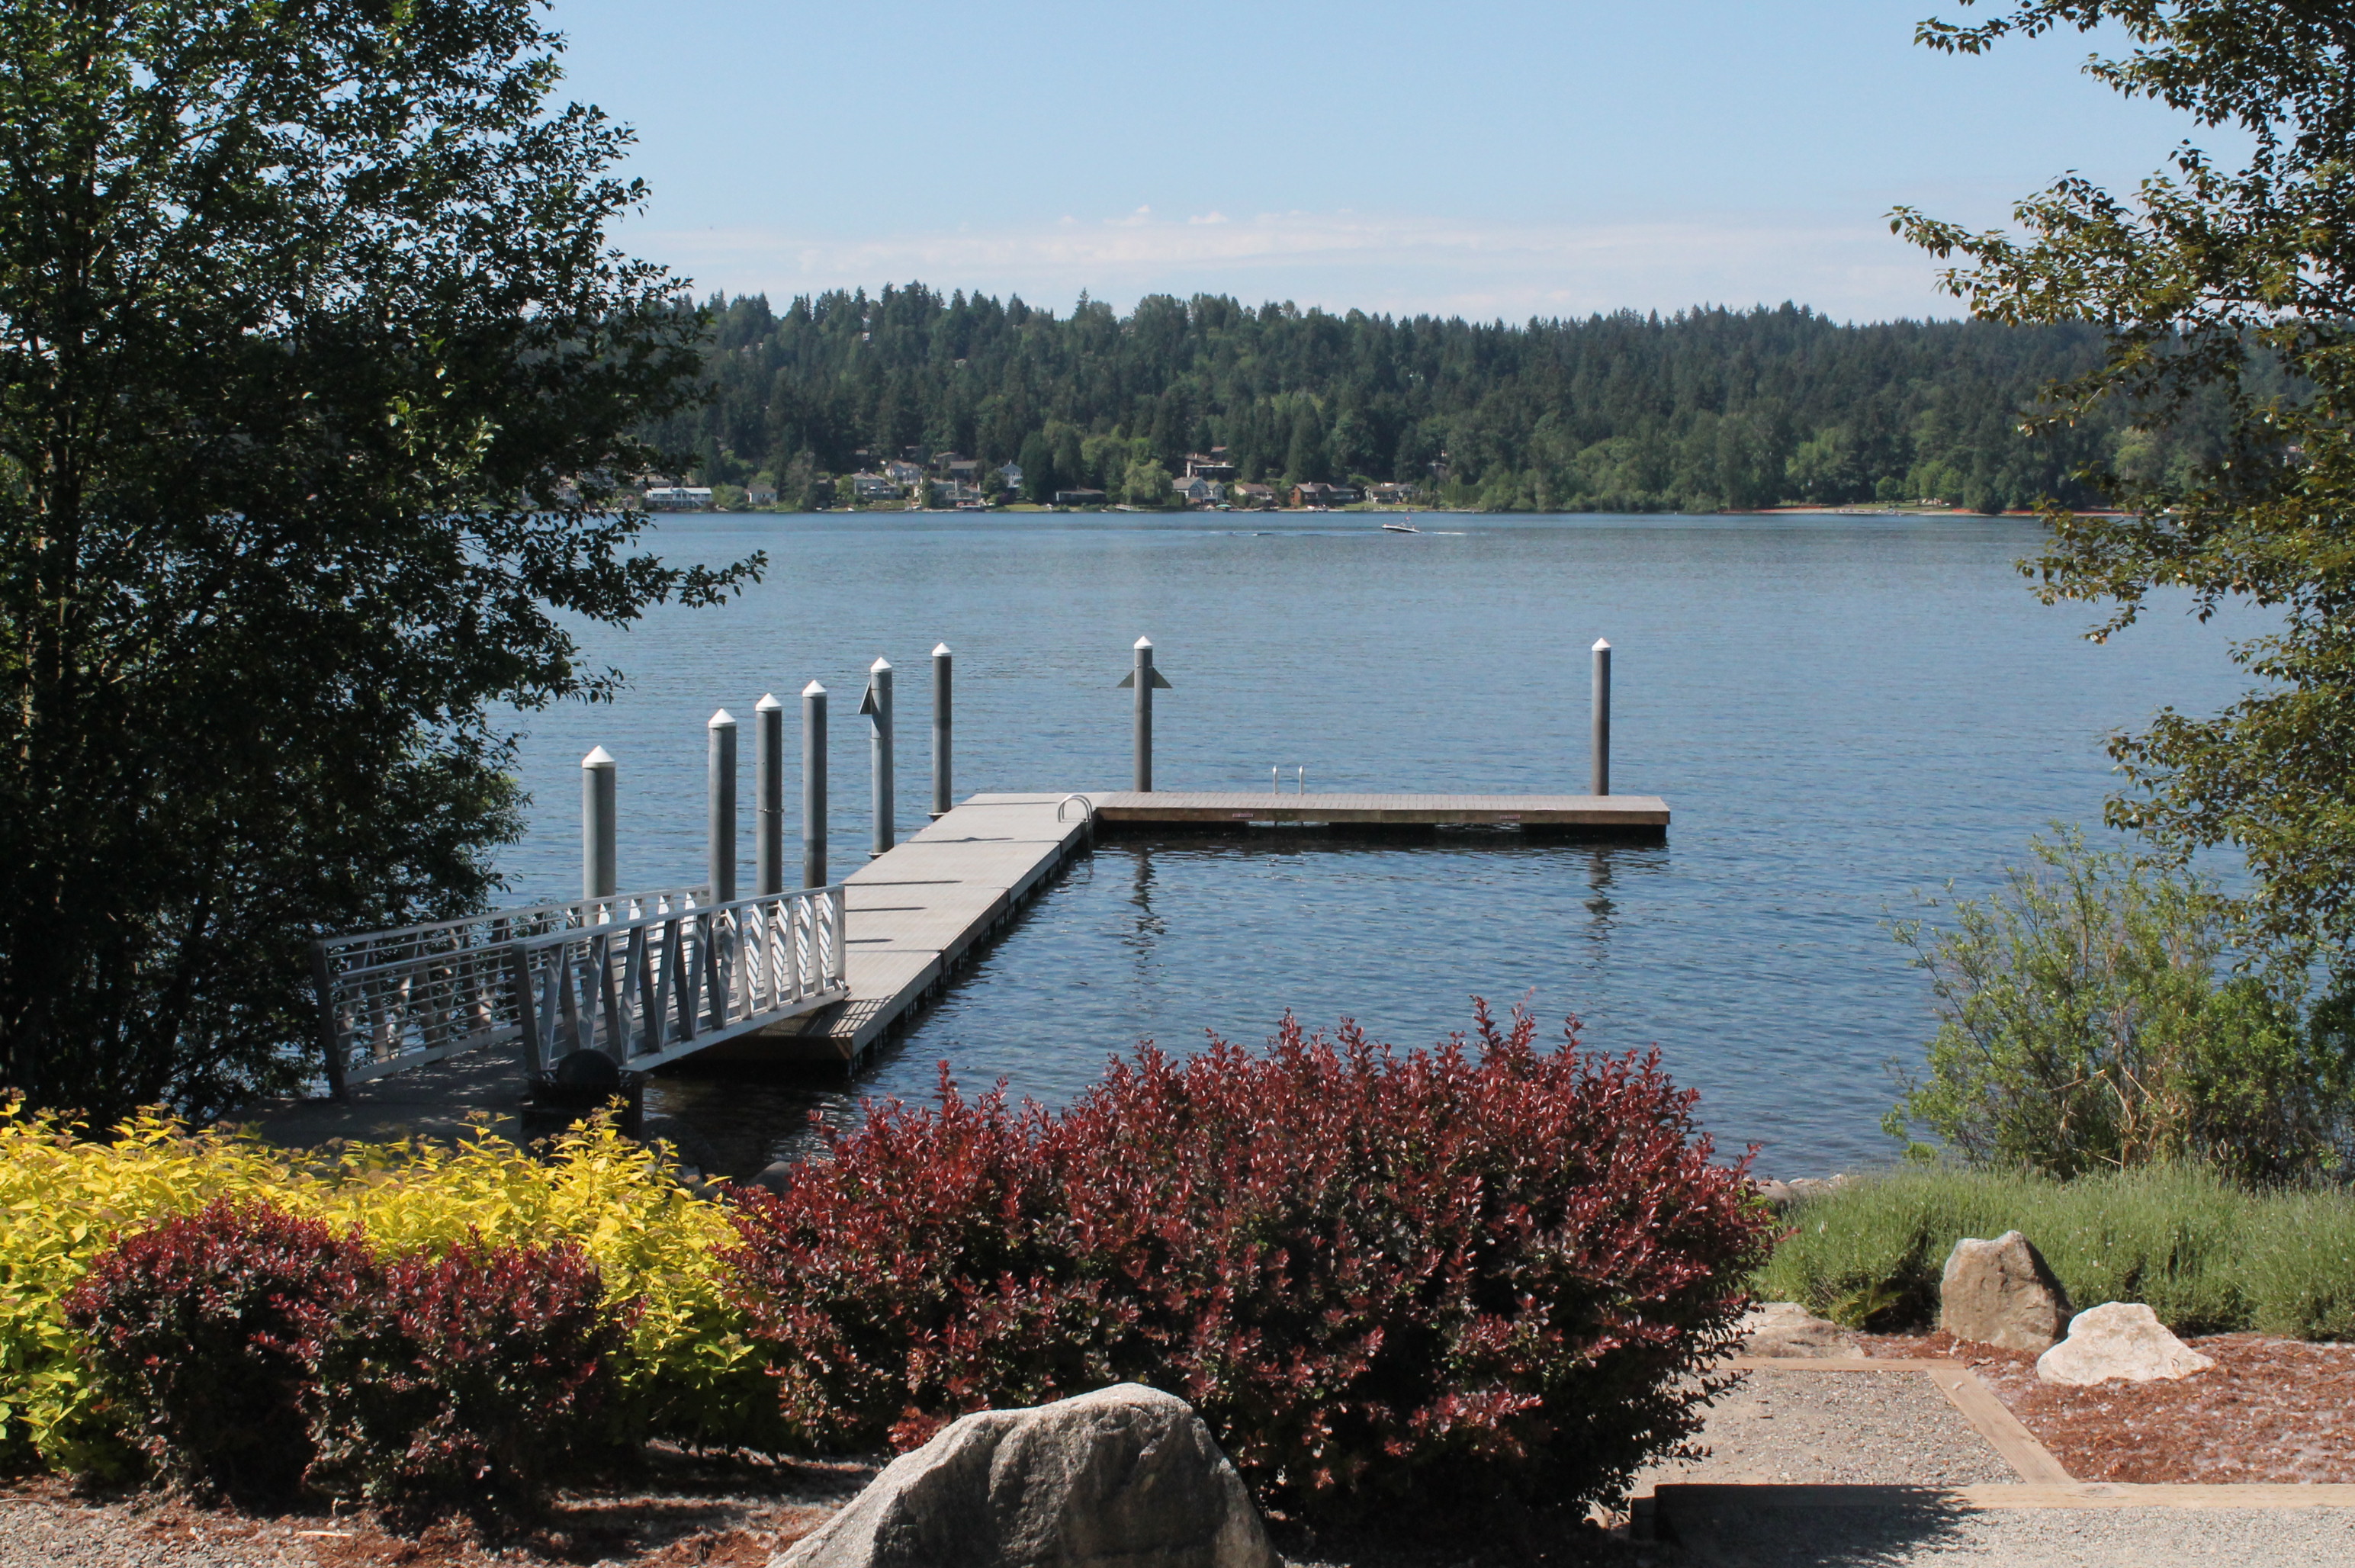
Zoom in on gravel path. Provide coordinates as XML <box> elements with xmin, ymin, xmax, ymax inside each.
<box><xmin>1631</xmin><ymin>1369</ymin><xmax>2020</xmax><ymax>1493</ymax></box>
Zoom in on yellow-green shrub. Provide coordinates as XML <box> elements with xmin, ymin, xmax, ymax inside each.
<box><xmin>0</xmin><ymin>1099</ymin><xmax>773</xmax><ymax>1474</ymax></box>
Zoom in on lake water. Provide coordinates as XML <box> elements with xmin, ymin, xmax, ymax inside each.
<box><xmin>497</xmin><ymin>512</ymin><xmax>2254</xmax><ymax>1178</ymax></box>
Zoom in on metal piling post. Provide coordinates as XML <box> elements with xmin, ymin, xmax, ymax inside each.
<box><xmin>931</xmin><ymin>642</ymin><xmax>953</xmax><ymax>819</ymax></box>
<box><xmin>1591</xmin><ymin>638</ymin><xmax>1611</xmax><ymax>797</ymax></box>
<box><xmin>862</xmin><ymin>657</ymin><xmax>895</xmax><ymax>856</ymax></box>
<box><xmin>581</xmin><ymin>746</ymin><xmax>616</xmax><ymax>899</ymax></box>
<box><xmin>708</xmin><ymin>708</ymin><xmax>738</xmax><ymax>903</ymax></box>
<box><xmin>754</xmin><ymin>693</ymin><xmax>784</xmax><ymax>895</ymax></box>
<box><xmin>1117</xmin><ymin>636</ymin><xmax>1172</xmax><ymax>792</ymax></box>
<box><xmin>802</xmin><ymin>681</ymin><xmax>827</xmax><ymax>888</ymax></box>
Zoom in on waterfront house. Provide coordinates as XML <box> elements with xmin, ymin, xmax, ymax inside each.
<box><xmin>1183</xmin><ymin>451</ymin><xmax>1238</xmax><ymax>482</ymax></box>
<box><xmin>1290</xmin><ymin>482</ymin><xmax>1337</xmax><ymax>508</ymax></box>
<box><xmin>643</xmin><ymin>485</ymin><xmax>715</xmax><ymax>510</ymax></box>
<box><xmin>997</xmin><ymin>461</ymin><xmax>1023</xmax><ymax>493</ymax></box>
<box><xmin>852</xmin><ymin>472</ymin><xmax>901</xmax><ymax>502</ymax></box>
<box><xmin>883</xmin><ymin>459</ymin><xmax>924</xmax><ymax>488</ymax></box>
<box><xmin>1232</xmin><ymin>482</ymin><xmax>1278</xmax><ymax>509</ymax></box>
<box><xmin>1171</xmin><ymin>475</ymin><xmax>1221</xmax><ymax>506</ymax></box>
<box><xmin>933</xmin><ymin>452</ymin><xmax>978</xmax><ymax>481</ymax></box>
<box><xmin>1368</xmin><ymin>482</ymin><xmax>1414</xmax><ymax>505</ymax></box>
<box><xmin>747</xmin><ymin>483</ymin><xmax>778</xmax><ymax>507</ymax></box>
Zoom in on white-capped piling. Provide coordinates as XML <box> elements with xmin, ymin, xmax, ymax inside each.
<box><xmin>931</xmin><ymin>642</ymin><xmax>953</xmax><ymax>819</ymax></box>
<box><xmin>581</xmin><ymin>746</ymin><xmax>617</xmax><ymax>898</ymax></box>
<box><xmin>754</xmin><ymin>693</ymin><xmax>784</xmax><ymax>895</ymax></box>
<box><xmin>1591</xmin><ymin>638</ymin><xmax>1611</xmax><ymax>797</ymax></box>
<box><xmin>1116</xmin><ymin>636</ymin><xmax>1173</xmax><ymax>792</ymax></box>
<box><xmin>802</xmin><ymin>680</ymin><xmax>827</xmax><ymax>888</ymax></box>
<box><xmin>861</xmin><ymin>657</ymin><xmax>895</xmax><ymax>856</ymax></box>
<box><xmin>707</xmin><ymin>708</ymin><xmax>737</xmax><ymax>904</ymax></box>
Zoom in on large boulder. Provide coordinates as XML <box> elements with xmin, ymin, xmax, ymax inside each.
<box><xmin>2035</xmin><ymin>1303</ymin><xmax>2217</xmax><ymax>1386</ymax></box>
<box><xmin>1938</xmin><ymin>1231</ymin><xmax>2072</xmax><ymax>1351</ymax></box>
<box><xmin>1737</xmin><ymin>1302</ymin><xmax>1860</xmax><ymax>1358</ymax></box>
<box><xmin>773</xmin><ymin>1383</ymin><xmax>1279</xmax><ymax>1568</ymax></box>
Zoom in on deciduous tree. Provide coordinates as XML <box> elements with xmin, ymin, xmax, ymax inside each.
<box><xmin>0</xmin><ymin>0</ymin><xmax>753</xmax><ymax>1118</ymax></box>
<box><xmin>1897</xmin><ymin>1</ymin><xmax>2355</xmax><ymax>964</ymax></box>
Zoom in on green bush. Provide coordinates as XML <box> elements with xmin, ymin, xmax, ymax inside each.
<box><xmin>1884</xmin><ymin>827</ymin><xmax>2355</xmax><ymax>1182</ymax></box>
<box><xmin>1756</xmin><ymin>1164</ymin><xmax>2355</xmax><ymax>1337</ymax></box>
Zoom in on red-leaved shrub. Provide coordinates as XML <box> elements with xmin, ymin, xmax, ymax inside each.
<box><xmin>725</xmin><ymin>1004</ymin><xmax>1776</xmax><ymax>1524</ymax></box>
<box><xmin>64</xmin><ymin>1200</ymin><xmax>368</xmax><ymax>1501</ymax></box>
<box><xmin>306</xmin><ymin>1238</ymin><xmax>625</xmax><ymax>1528</ymax></box>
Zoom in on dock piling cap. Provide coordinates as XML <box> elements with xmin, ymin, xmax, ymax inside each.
<box><xmin>933</xmin><ymin>642</ymin><xmax>952</xmax><ymax>657</ymax></box>
<box><xmin>1592</xmin><ymin>638</ymin><xmax>1611</xmax><ymax>651</ymax></box>
<box><xmin>1135</xmin><ymin>635</ymin><xmax>1152</xmax><ymax>650</ymax></box>
<box><xmin>802</xmin><ymin>680</ymin><xmax>825</xmax><ymax>697</ymax></box>
<box><xmin>582</xmin><ymin>745</ymin><xmax>615</xmax><ymax>769</ymax></box>
<box><xmin>708</xmin><ymin>707</ymin><xmax>736</xmax><ymax>728</ymax></box>
<box><xmin>870</xmin><ymin>655</ymin><xmax>892</xmax><ymax>673</ymax></box>
<box><xmin>756</xmin><ymin>692</ymin><xmax>782</xmax><ymax>712</ymax></box>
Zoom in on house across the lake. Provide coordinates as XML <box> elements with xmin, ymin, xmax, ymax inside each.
<box><xmin>643</xmin><ymin>486</ymin><xmax>714</xmax><ymax>510</ymax></box>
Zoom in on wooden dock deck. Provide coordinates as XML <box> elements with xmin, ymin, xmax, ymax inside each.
<box><xmin>1089</xmin><ymin>790</ymin><xmax>1669</xmax><ymax>830</ymax></box>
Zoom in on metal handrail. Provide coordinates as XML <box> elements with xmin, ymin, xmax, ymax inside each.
<box><xmin>512</xmin><ymin>885</ymin><xmax>849</xmax><ymax>1080</ymax></box>
<box><xmin>1056</xmin><ymin>793</ymin><xmax>1095</xmax><ymax>823</ymax></box>
<box><xmin>311</xmin><ymin>883</ymin><xmax>718</xmax><ymax>1095</ymax></box>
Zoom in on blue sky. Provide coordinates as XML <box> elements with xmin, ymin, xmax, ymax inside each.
<box><xmin>545</xmin><ymin>0</ymin><xmax>2235</xmax><ymax>323</ymax></box>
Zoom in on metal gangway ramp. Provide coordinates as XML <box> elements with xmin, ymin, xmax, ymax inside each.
<box><xmin>311</xmin><ymin>882</ymin><xmax>847</xmax><ymax>1097</ymax></box>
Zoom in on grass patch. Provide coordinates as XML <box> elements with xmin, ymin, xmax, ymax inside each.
<box><xmin>1756</xmin><ymin>1164</ymin><xmax>2355</xmax><ymax>1338</ymax></box>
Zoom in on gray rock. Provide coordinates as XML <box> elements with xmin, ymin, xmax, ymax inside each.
<box><xmin>774</xmin><ymin>1383</ymin><xmax>1278</xmax><ymax>1568</ymax></box>
<box><xmin>1738</xmin><ymin>1301</ymin><xmax>1861</xmax><ymax>1358</ymax></box>
<box><xmin>1938</xmin><ymin>1230</ymin><xmax>2072</xmax><ymax>1351</ymax></box>
<box><xmin>745</xmin><ymin>1158</ymin><xmax>796</xmax><ymax>1198</ymax></box>
<box><xmin>2036</xmin><ymin>1302</ymin><xmax>2217</xmax><ymax>1386</ymax></box>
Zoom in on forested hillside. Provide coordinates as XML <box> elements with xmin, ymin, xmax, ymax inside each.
<box><xmin>653</xmin><ymin>285</ymin><xmax>2193</xmax><ymax>512</ymax></box>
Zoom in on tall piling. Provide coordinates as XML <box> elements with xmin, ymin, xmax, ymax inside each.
<box><xmin>1591</xmin><ymin>638</ymin><xmax>1611</xmax><ymax>797</ymax></box>
<box><xmin>931</xmin><ymin>642</ymin><xmax>953</xmax><ymax>819</ymax></box>
<box><xmin>802</xmin><ymin>680</ymin><xmax>827</xmax><ymax>888</ymax></box>
<box><xmin>863</xmin><ymin>657</ymin><xmax>895</xmax><ymax>856</ymax></box>
<box><xmin>754</xmin><ymin>693</ymin><xmax>784</xmax><ymax>895</ymax></box>
<box><xmin>581</xmin><ymin>746</ymin><xmax>617</xmax><ymax>899</ymax></box>
<box><xmin>707</xmin><ymin>708</ymin><xmax>737</xmax><ymax>903</ymax></box>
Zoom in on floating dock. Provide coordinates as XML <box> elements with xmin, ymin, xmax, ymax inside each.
<box><xmin>749</xmin><ymin>787</ymin><xmax>1669</xmax><ymax>1065</ymax></box>
<box><xmin>1091</xmin><ymin>789</ymin><xmax>1668</xmax><ymax>831</ymax></box>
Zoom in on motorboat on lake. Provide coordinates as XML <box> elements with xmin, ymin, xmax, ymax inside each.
<box><xmin>1381</xmin><ymin>513</ymin><xmax>1421</xmax><ymax>534</ymax></box>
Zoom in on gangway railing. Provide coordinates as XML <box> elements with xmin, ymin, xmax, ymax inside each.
<box><xmin>512</xmin><ymin>885</ymin><xmax>847</xmax><ymax>1079</ymax></box>
<box><xmin>312</xmin><ymin>885</ymin><xmax>710</xmax><ymax>1096</ymax></box>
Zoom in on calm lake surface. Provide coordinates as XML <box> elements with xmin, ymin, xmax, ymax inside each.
<box><xmin>498</xmin><ymin>512</ymin><xmax>2254</xmax><ymax>1178</ymax></box>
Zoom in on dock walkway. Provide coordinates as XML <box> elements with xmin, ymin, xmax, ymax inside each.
<box><xmin>743</xmin><ymin>793</ymin><xmax>1095</xmax><ymax>1065</ymax></box>
<box><xmin>246</xmin><ymin>784</ymin><xmax>1670</xmax><ymax>1142</ymax></box>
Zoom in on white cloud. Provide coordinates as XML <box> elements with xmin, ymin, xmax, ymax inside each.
<box><xmin>631</xmin><ymin>207</ymin><xmax>1958</xmax><ymax>323</ymax></box>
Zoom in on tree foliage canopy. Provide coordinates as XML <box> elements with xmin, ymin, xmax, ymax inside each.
<box><xmin>1895</xmin><ymin>0</ymin><xmax>2355</xmax><ymax>963</ymax></box>
<box><xmin>0</xmin><ymin>0</ymin><xmax>753</xmax><ymax>1120</ymax></box>
<box><xmin>664</xmin><ymin>288</ymin><xmax>2212</xmax><ymax>514</ymax></box>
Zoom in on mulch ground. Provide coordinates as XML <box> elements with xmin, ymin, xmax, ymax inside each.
<box><xmin>1855</xmin><ymin>1329</ymin><xmax>2355</xmax><ymax>1484</ymax></box>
